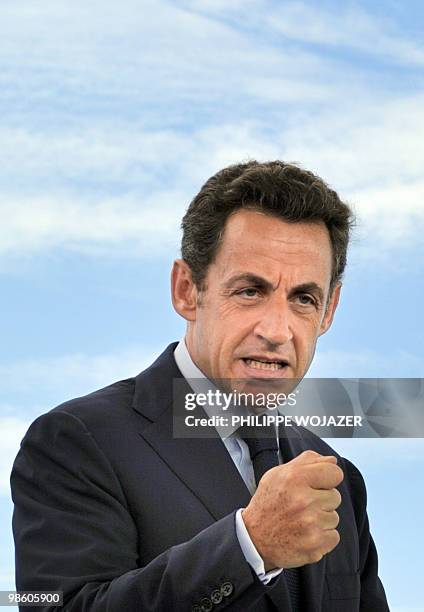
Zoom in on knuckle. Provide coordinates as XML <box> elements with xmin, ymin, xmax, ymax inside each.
<box><xmin>334</xmin><ymin>465</ymin><xmax>344</xmax><ymax>482</ymax></box>
<box><xmin>285</xmin><ymin>469</ymin><xmax>305</xmax><ymax>492</ymax></box>
<box><xmin>326</xmin><ymin>529</ymin><xmax>341</xmax><ymax>551</ymax></box>
<box><xmin>306</xmin><ymin>529</ymin><xmax>322</xmax><ymax>551</ymax></box>
<box><xmin>284</xmin><ymin>467</ymin><xmax>297</xmax><ymax>485</ymax></box>
<box><xmin>261</xmin><ymin>465</ymin><xmax>283</xmax><ymax>488</ymax></box>
<box><xmin>290</xmin><ymin>490</ymin><xmax>311</xmax><ymax>513</ymax></box>
<box><xmin>307</xmin><ymin>549</ymin><xmax>324</xmax><ymax>564</ymax></box>
<box><xmin>260</xmin><ymin>468</ymin><xmax>274</xmax><ymax>486</ymax></box>
<box><xmin>300</xmin><ymin>512</ymin><xmax>316</xmax><ymax>531</ymax></box>
<box><xmin>332</xmin><ymin>511</ymin><xmax>340</xmax><ymax>527</ymax></box>
<box><xmin>333</xmin><ymin>489</ymin><xmax>342</xmax><ymax>507</ymax></box>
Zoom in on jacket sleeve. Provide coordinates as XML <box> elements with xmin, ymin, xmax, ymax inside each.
<box><xmin>343</xmin><ymin>457</ymin><xmax>390</xmax><ymax>611</ymax></box>
<box><xmin>10</xmin><ymin>410</ymin><xmax>274</xmax><ymax>612</ymax></box>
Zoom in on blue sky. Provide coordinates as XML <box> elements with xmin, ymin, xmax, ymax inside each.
<box><xmin>1</xmin><ymin>1</ymin><xmax>423</xmax><ymax>609</ymax></box>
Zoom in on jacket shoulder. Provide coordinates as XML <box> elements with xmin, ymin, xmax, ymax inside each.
<box><xmin>50</xmin><ymin>377</ymin><xmax>136</xmax><ymax>425</ymax></box>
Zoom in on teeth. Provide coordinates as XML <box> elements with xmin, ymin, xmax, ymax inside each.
<box><xmin>244</xmin><ymin>359</ymin><xmax>284</xmax><ymax>371</ymax></box>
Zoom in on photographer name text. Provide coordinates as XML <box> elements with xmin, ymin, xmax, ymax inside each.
<box><xmin>184</xmin><ymin>414</ymin><xmax>363</xmax><ymax>428</ymax></box>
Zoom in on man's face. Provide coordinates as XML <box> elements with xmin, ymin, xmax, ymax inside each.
<box><xmin>174</xmin><ymin>209</ymin><xmax>340</xmax><ymax>390</ymax></box>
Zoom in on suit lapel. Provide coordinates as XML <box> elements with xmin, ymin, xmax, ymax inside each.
<box><xmin>141</xmin><ymin>407</ymin><xmax>252</xmax><ymax>520</ymax></box>
<box><xmin>132</xmin><ymin>343</ymin><xmax>251</xmax><ymax>520</ymax></box>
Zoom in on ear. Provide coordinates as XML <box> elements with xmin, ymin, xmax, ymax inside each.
<box><xmin>171</xmin><ymin>259</ymin><xmax>199</xmax><ymax>322</ymax></box>
<box><xmin>318</xmin><ymin>282</ymin><xmax>342</xmax><ymax>337</ymax></box>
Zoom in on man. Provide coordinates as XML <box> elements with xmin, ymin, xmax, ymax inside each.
<box><xmin>11</xmin><ymin>161</ymin><xmax>389</xmax><ymax>611</ymax></box>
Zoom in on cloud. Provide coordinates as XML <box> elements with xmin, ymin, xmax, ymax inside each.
<box><xmin>267</xmin><ymin>3</ymin><xmax>424</xmax><ymax>66</ymax></box>
<box><xmin>1</xmin><ymin>108</ymin><xmax>424</xmax><ymax>260</ymax></box>
<box><xmin>0</xmin><ymin>0</ymin><xmax>423</xmax><ymax>264</ymax></box>
<box><xmin>182</xmin><ymin>0</ymin><xmax>424</xmax><ymax>66</ymax></box>
<box><xmin>308</xmin><ymin>348</ymin><xmax>423</xmax><ymax>378</ymax></box>
<box><xmin>0</xmin><ymin>191</ymin><xmax>183</xmax><ymax>258</ymax></box>
<box><xmin>351</xmin><ymin>180</ymin><xmax>424</xmax><ymax>258</ymax></box>
<box><xmin>281</xmin><ymin>90</ymin><xmax>424</xmax><ymax>189</ymax></box>
<box><xmin>0</xmin><ymin>0</ymin><xmax>335</xmax><ymax>115</ymax></box>
<box><xmin>0</xmin><ymin>122</ymin><xmax>280</xmax><ymax>258</ymax></box>
<box><xmin>0</xmin><ymin>348</ymin><xmax>159</xmax><ymax>400</ymax></box>
<box><xmin>280</xmin><ymin>93</ymin><xmax>424</xmax><ymax>256</ymax></box>
<box><xmin>0</xmin><ymin>123</ymin><xmax>280</xmax><ymax>194</ymax></box>
<box><xmin>326</xmin><ymin>438</ymin><xmax>424</xmax><ymax>469</ymax></box>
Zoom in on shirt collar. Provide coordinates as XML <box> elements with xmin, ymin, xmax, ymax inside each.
<box><xmin>174</xmin><ymin>338</ymin><xmax>239</xmax><ymax>439</ymax></box>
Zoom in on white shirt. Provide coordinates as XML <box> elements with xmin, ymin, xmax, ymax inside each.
<box><xmin>174</xmin><ymin>339</ymin><xmax>284</xmax><ymax>584</ymax></box>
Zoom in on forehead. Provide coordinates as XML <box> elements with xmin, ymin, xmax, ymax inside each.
<box><xmin>213</xmin><ymin>209</ymin><xmax>333</xmax><ymax>286</ymax></box>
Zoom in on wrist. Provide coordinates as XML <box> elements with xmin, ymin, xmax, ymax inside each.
<box><xmin>241</xmin><ymin>508</ymin><xmax>277</xmax><ymax>572</ymax></box>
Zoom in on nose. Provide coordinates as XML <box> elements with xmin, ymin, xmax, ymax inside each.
<box><xmin>253</xmin><ymin>295</ymin><xmax>293</xmax><ymax>347</ymax></box>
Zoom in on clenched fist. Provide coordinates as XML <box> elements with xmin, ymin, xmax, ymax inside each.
<box><xmin>241</xmin><ymin>450</ymin><xmax>344</xmax><ymax>570</ymax></box>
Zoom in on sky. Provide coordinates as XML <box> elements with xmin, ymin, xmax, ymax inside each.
<box><xmin>1</xmin><ymin>1</ymin><xmax>423</xmax><ymax>610</ymax></box>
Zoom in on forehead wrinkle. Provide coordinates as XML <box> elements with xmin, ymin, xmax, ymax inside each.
<box><xmin>215</xmin><ymin>217</ymin><xmax>332</xmax><ymax>288</ymax></box>
<box><xmin>222</xmin><ymin>246</ymin><xmax>320</xmax><ymax>278</ymax></box>
<box><xmin>226</xmin><ymin>234</ymin><xmax>323</xmax><ymax>260</ymax></box>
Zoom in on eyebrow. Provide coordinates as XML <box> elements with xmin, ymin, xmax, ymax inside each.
<box><xmin>223</xmin><ymin>274</ymin><xmax>325</xmax><ymax>303</ymax></box>
<box><xmin>223</xmin><ymin>273</ymin><xmax>274</xmax><ymax>290</ymax></box>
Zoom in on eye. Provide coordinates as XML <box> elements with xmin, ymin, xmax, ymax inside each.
<box><xmin>236</xmin><ymin>287</ymin><xmax>260</xmax><ymax>298</ymax></box>
<box><xmin>296</xmin><ymin>294</ymin><xmax>316</xmax><ymax>306</ymax></box>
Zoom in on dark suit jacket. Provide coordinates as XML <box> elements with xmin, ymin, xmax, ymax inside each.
<box><xmin>11</xmin><ymin>342</ymin><xmax>389</xmax><ymax>611</ymax></box>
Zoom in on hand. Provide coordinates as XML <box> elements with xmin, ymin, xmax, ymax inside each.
<box><xmin>241</xmin><ymin>450</ymin><xmax>344</xmax><ymax>570</ymax></box>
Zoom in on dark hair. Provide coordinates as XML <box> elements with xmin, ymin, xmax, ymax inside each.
<box><xmin>181</xmin><ymin>160</ymin><xmax>355</xmax><ymax>292</ymax></box>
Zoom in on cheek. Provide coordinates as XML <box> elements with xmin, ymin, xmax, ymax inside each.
<box><xmin>216</xmin><ymin>301</ymin><xmax>257</xmax><ymax>335</ymax></box>
<box><xmin>218</xmin><ymin>300</ymin><xmax>244</xmax><ymax>318</ymax></box>
<box><xmin>292</xmin><ymin>318</ymin><xmax>321</xmax><ymax>350</ymax></box>
<box><xmin>216</xmin><ymin>319</ymin><xmax>255</xmax><ymax>362</ymax></box>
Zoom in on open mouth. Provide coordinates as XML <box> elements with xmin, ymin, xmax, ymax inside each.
<box><xmin>242</xmin><ymin>358</ymin><xmax>289</xmax><ymax>371</ymax></box>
